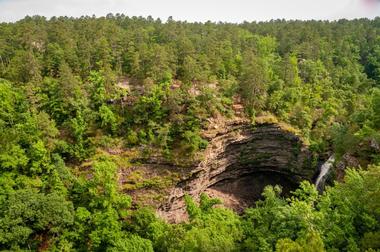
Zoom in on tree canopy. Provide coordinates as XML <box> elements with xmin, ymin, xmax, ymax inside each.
<box><xmin>0</xmin><ymin>15</ymin><xmax>380</xmax><ymax>251</ymax></box>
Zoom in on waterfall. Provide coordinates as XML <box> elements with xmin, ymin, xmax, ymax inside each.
<box><xmin>315</xmin><ymin>155</ymin><xmax>335</xmax><ymax>191</ymax></box>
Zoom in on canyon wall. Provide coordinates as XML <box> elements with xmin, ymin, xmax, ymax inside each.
<box><xmin>158</xmin><ymin>120</ymin><xmax>316</xmax><ymax>223</ymax></box>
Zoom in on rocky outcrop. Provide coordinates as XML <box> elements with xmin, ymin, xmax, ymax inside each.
<box><xmin>158</xmin><ymin>120</ymin><xmax>315</xmax><ymax>223</ymax></box>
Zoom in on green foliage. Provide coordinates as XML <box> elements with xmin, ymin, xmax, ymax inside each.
<box><xmin>99</xmin><ymin>104</ymin><xmax>117</xmax><ymax>133</ymax></box>
<box><xmin>0</xmin><ymin>79</ymin><xmax>58</xmax><ymax>175</ymax></box>
<box><xmin>372</xmin><ymin>88</ymin><xmax>380</xmax><ymax>129</ymax></box>
<box><xmin>1</xmin><ymin>16</ymin><xmax>380</xmax><ymax>251</ymax></box>
<box><xmin>275</xmin><ymin>231</ymin><xmax>325</xmax><ymax>252</ymax></box>
<box><xmin>89</xmin><ymin>70</ymin><xmax>107</xmax><ymax>109</ymax></box>
<box><xmin>240</xmin><ymin>166</ymin><xmax>380</xmax><ymax>252</ymax></box>
<box><xmin>61</xmin><ymin>157</ymin><xmax>140</xmax><ymax>250</ymax></box>
<box><xmin>177</xmin><ymin>194</ymin><xmax>243</xmax><ymax>252</ymax></box>
<box><xmin>0</xmin><ymin>189</ymin><xmax>74</xmax><ymax>251</ymax></box>
<box><xmin>64</xmin><ymin>110</ymin><xmax>92</xmax><ymax>160</ymax></box>
<box><xmin>317</xmin><ymin>166</ymin><xmax>380</xmax><ymax>250</ymax></box>
<box><xmin>6</xmin><ymin>50</ymin><xmax>41</xmax><ymax>83</ymax></box>
<box><xmin>239</xmin><ymin>51</ymin><xmax>269</xmax><ymax>115</ymax></box>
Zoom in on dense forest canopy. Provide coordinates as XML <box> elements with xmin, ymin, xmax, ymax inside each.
<box><xmin>0</xmin><ymin>15</ymin><xmax>380</xmax><ymax>251</ymax></box>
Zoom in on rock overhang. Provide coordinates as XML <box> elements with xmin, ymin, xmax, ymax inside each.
<box><xmin>158</xmin><ymin>121</ymin><xmax>316</xmax><ymax>223</ymax></box>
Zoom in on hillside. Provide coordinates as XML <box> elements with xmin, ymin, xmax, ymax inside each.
<box><xmin>0</xmin><ymin>16</ymin><xmax>380</xmax><ymax>251</ymax></box>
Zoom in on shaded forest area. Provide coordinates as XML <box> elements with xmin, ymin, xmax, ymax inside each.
<box><xmin>0</xmin><ymin>15</ymin><xmax>380</xmax><ymax>251</ymax></box>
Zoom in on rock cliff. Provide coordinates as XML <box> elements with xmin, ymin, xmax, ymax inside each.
<box><xmin>158</xmin><ymin>120</ymin><xmax>315</xmax><ymax>223</ymax></box>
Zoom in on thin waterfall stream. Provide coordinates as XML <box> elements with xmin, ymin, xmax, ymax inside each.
<box><xmin>315</xmin><ymin>155</ymin><xmax>335</xmax><ymax>191</ymax></box>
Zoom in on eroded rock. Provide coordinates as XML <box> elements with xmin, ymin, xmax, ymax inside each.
<box><xmin>158</xmin><ymin>121</ymin><xmax>315</xmax><ymax>223</ymax></box>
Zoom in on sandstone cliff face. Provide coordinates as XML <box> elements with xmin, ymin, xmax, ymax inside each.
<box><xmin>158</xmin><ymin>120</ymin><xmax>315</xmax><ymax>223</ymax></box>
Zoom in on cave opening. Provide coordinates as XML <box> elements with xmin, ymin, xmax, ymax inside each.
<box><xmin>205</xmin><ymin>170</ymin><xmax>299</xmax><ymax>213</ymax></box>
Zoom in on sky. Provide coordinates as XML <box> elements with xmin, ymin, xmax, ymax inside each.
<box><xmin>0</xmin><ymin>0</ymin><xmax>380</xmax><ymax>23</ymax></box>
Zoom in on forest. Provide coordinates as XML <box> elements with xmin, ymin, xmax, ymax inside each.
<box><xmin>0</xmin><ymin>15</ymin><xmax>380</xmax><ymax>251</ymax></box>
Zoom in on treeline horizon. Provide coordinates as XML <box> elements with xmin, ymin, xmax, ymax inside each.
<box><xmin>2</xmin><ymin>13</ymin><xmax>380</xmax><ymax>25</ymax></box>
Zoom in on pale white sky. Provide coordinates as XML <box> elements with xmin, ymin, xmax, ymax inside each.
<box><xmin>0</xmin><ymin>0</ymin><xmax>379</xmax><ymax>23</ymax></box>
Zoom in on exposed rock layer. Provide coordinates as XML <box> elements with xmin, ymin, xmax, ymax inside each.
<box><xmin>158</xmin><ymin>120</ymin><xmax>315</xmax><ymax>223</ymax></box>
